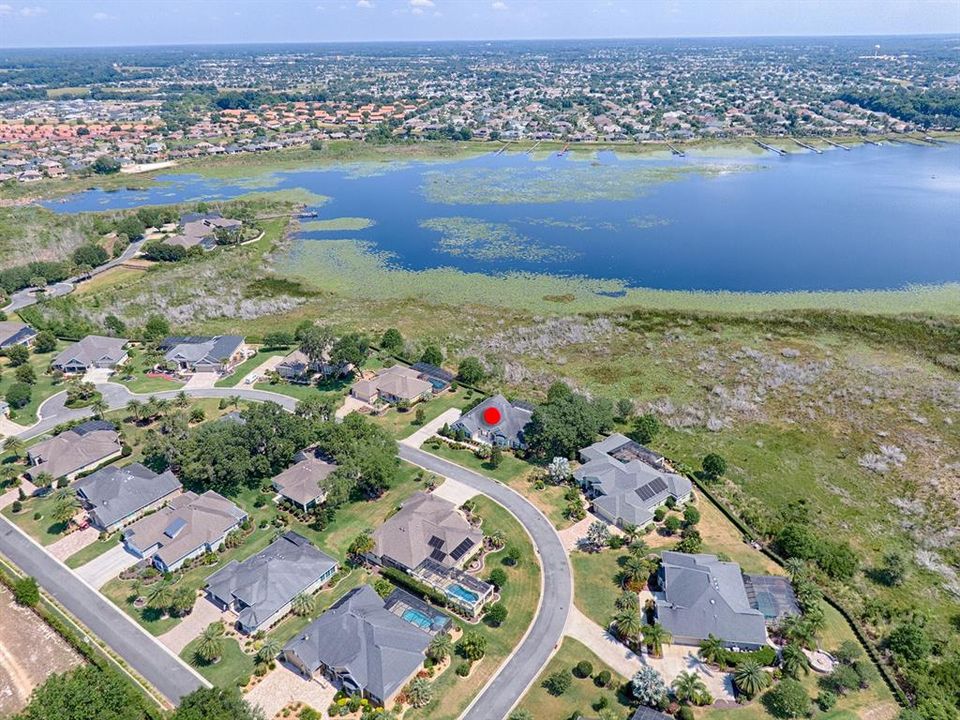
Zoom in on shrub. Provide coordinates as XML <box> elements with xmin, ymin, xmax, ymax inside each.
<box><xmin>11</xmin><ymin>500</ymin><xmax>22</xmax><ymax>513</ymax></box>
<box><xmin>574</xmin><ymin>660</ymin><xmax>593</xmax><ymax>678</ymax></box>
<box><xmin>701</xmin><ymin>453</ymin><xmax>727</xmax><ymax>481</ymax></box>
<box><xmin>676</xmin><ymin>707</ymin><xmax>695</xmax><ymax>720</ymax></box>
<box><xmin>816</xmin><ymin>690</ymin><xmax>837</xmax><ymax>711</ymax></box>
<box><xmin>455</xmin><ymin>661</ymin><xmax>471</xmax><ymax>677</ymax></box>
<box><xmin>12</xmin><ymin>576</ymin><xmax>40</xmax><ymax>606</ymax></box>
<box><xmin>484</xmin><ymin>602</ymin><xmax>508</xmax><ymax>627</ymax></box>
<box><xmin>763</xmin><ymin>678</ymin><xmax>811</xmax><ymax>718</ymax></box>
<box><xmin>488</xmin><ymin>567</ymin><xmax>507</xmax><ymax>589</ymax></box>
<box><xmin>594</xmin><ymin>669</ymin><xmax>611</xmax><ymax>688</ymax></box>
<box><xmin>5</xmin><ymin>382</ymin><xmax>31</xmax><ymax>409</ymax></box>
<box><xmin>543</xmin><ymin>670</ymin><xmax>571</xmax><ymax>696</ymax></box>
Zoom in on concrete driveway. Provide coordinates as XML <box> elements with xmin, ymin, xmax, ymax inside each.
<box><xmin>400</xmin><ymin>407</ymin><xmax>462</xmax><ymax>448</ymax></box>
<box><xmin>183</xmin><ymin>372</ymin><xmax>219</xmax><ymax>390</ymax></box>
<box><xmin>159</xmin><ymin>595</ymin><xmax>227</xmax><ymax>654</ymax></box>
<box><xmin>236</xmin><ymin>354</ymin><xmax>285</xmax><ymax>386</ymax></box>
<box><xmin>83</xmin><ymin>368</ymin><xmax>115</xmax><ymax>385</ymax></box>
<box><xmin>245</xmin><ymin>663</ymin><xmax>336</xmax><ymax>719</ymax></box>
<box><xmin>74</xmin><ymin>543</ymin><xmax>142</xmax><ymax>588</ymax></box>
<box><xmin>432</xmin><ymin>477</ymin><xmax>478</xmax><ymax>506</ymax></box>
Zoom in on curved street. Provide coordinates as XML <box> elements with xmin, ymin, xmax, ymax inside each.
<box><xmin>3</xmin><ymin>380</ymin><xmax>572</xmax><ymax>718</ymax></box>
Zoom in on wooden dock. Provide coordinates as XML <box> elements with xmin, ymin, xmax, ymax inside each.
<box><xmin>792</xmin><ymin>138</ymin><xmax>822</xmax><ymax>154</ymax></box>
<box><xmin>557</xmin><ymin>142</ymin><xmax>570</xmax><ymax>157</ymax></box>
<box><xmin>755</xmin><ymin>139</ymin><xmax>786</xmax><ymax>156</ymax></box>
<box><xmin>666</xmin><ymin>142</ymin><xmax>686</xmax><ymax>157</ymax></box>
<box><xmin>823</xmin><ymin>138</ymin><xmax>851</xmax><ymax>151</ymax></box>
<box><xmin>494</xmin><ymin>142</ymin><xmax>510</xmax><ymax>156</ymax></box>
<box><xmin>526</xmin><ymin>140</ymin><xmax>542</xmax><ymax>155</ymax></box>
<box><xmin>863</xmin><ymin>138</ymin><xmax>882</xmax><ymax>146</ymax></box>
<box><xmin>921</xmin><ymin>135</ymin><xmax>940</xmax><ymax>145</ymax></box>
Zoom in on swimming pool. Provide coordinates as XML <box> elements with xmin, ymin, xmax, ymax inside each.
<box><xmin>402</xmin><ymin>608</ymin><xmax>435</xmax><ymax>630</ymax></box>
<box><xmin>447</xmin><ymin>584</ymin><xmax>480</xmax><ymax>604</ymax></box>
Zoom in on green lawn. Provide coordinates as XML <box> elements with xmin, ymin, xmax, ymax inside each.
<box><xmin>112</xmin><ymin>347</ymin><xmax>185</xmax><ymax>394</ymax></box>
<box><xmin>181</xmin><ymin>636</ymin><xmax>254</xmax><ymax>688</ymax></box>
<box><xmin>570</xmin><ymin>547</ymin><xmax>627</xmax><ymax>630</ymax></box>
<box><xmin>253</xmin><ymin>376</ymin><xmax>350</xmax><ymax>404</ymax></box>
<box><xmin>65</xmin><ymin>533</ymin><xmax>121</xmax><ymax>569</ymax></box>
<box><xmin>214</xmin><ymin>348</ymin><xmax>287</xmax><ymax>388</ymax></box>
<box><xmin>0</xmin><ymin>343</ymin><xmax>68</xmax><ymax>425</ymax></box>
<box><xmin>368</xmin><ymin>387</ymin><xmax>471</xmax><ymax>440</ymax></box>
<box><xmin>405</xmin><ymin>494</ymin><xmax>541</xmax><ymax>720</ymax></box>
<box><xmin>266</xmin><ymin>568</ymin><xmax>370</xmax><ymax>647</ymax></box>
<box><xmin>516</xmin><ymin>637</ymin><xmax>634</xmax><ymax>720</ymax></box>
<box><xmin>2</xmin><ymin>493</ymin><xmax>71</xmax><ymax>545</ymax></box>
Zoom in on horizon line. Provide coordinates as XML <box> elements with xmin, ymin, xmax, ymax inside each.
<box><xmin>2</xmin><ymin>31</ymin><xmax>957</xmax><ymax>52</ymax></box>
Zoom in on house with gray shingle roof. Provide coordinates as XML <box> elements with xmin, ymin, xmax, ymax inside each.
<box><xmin>74</xmin><ymin>462</ymin><xmax>182</xmax><ymax>532</ymax></box>
<box><xmin>206</xmin><ymin>531</ymin><xmax>338</xmax><ymax>634</ymax></box>
<box><xmin>654</xmin><ymin>551</ymin><xmax>768</xmax><ymax>649</ymax></box>
<box><xmin>271</xmin><ymin>449</ymin><xmax>335</xmax><ymax>510</ymax></box>
<box><xmin>25</xmin><ymin>420</ymin><xmax>123</xmax><ymax>482</ymax></box>
<box><xmin>122</xmin><ymin>490</ymin><xmax>247</xmax><ymax>572</ymax></box>
<box><xmin>351</xmin><ymin>365</ymin><xmax>432</xmax><ymax>405</ymax></box>
<box><xmin>574</xmin><ymin>434</ymin><xmax>692</xmax><ymax>528</ymax></box>
<box><xmin>0</xmin><ymin>321</ymin><xmax>37</xmax><ymax>349</ymax></box>
<box><xmin>452</xmin><ymin>394</ymin><xmax>533</xmax><ymax>449</ymax></box>
<box><xmin>52</xmin><ymin>335</ymin><xmax>129</xmax><ymax>374</ymax></box>
<box><xmin>160</xmin><ymin>335</ymin><xmax>247</xmax><ymax>374</ymax></box>
<box><xmin>282</xmin><ymin>584</ymin><xmax>431</xmax><ymax>706</ymax></box>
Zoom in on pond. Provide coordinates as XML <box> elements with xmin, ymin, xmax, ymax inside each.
<box><xmin>44</xmin><ymin>142</ymin><xmax>960</xmax><ymax>293</ymax></box>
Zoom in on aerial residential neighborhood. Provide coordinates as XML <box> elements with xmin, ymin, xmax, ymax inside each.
<box><xmin>0</xmin><ymin>4</ymin><xmax>956</xmax><ymax>720</ymax></box>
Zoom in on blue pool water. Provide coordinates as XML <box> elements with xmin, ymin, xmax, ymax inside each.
<box><xmin>41</xmin><ymin>143</ymin><xmax>960</xmax><ymax>292</ymax></box>
<box><xmin>401</xmin><ymin>608</ymin><xmax>435</xmax><ymax>630</ymax></box>
<box><xmin>447</xmin><ymin>584</ymin><xmax>480</xmax><ymax>604</ymax></box>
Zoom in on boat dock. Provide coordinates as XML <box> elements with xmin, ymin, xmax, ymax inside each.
<box><xmin>921</xmin><ymin>135</ymin><xmax>940</xmax><ymax>145</ymax></box>
<box><xmin>755</xmin><ymin>139</ymin><xmax>786</xmax><ymax>156</ymax></box>
<box><xmin>557</xmin><ymin>142</ymin><xmax>570</xmax><ymax>157</ymax></box>
<box><xmin>525</xmin><ymin>140</ymin><xmax>542</xmax><ymax>155</ymax></box>
<box><xmin>792</xmin><ymin>138</ymin><xmax>822</xmax><ymax>154</ymax></box>
<box><xmin>666</xmin><ymin>142</ymin><xmax>686</xmax><ymax>157</ymax></box>
<box><xmin>494</xmin><ymin>142</ymin><xmax>510</xmax><ymax>156</ymax></box>
<box><xmin>863</xmin><ymin>138</ymin><xmax>882</xmax><ymax>146</ymax></box>
<box><xmin>823</xmin><ymin>138</ymin><xmax>851</xmax><ymax>151</ymax></box>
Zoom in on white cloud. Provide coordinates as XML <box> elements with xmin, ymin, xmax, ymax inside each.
<box><xmin>92</xmin><ymin>11</ymin><xmax>113</xmax><ymax>20</ymax></box>
<box><xmin>0</xmin><ymin>4</ymin><xmax>12</xmax><ymax>15</ymax></box>
<box><xmin>410</xmin><ymin>0</ymin><xmax>434</xmax><ymax>6</ymax></box>
<box><xmin>355</xmin><ymin>0</ymin><xmax>373</xmax><ymax>7</ymax></box>
<box><xmin>19</xmin><ymin>5</ymin><xmax>47</xmax><ymax>16</ymax></box>
<box><xmin>491</xmin><ymin>0</ymin><xmax>507</xmax><ymax>9</ymax></box>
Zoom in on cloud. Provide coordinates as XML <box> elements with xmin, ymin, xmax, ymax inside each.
<box><xmin>491</xmin><ymin>0</ymin><xmax>507</xmax><ymax>9</ymax></box>
<box><xmin>19</xmin><ymin>5</ymin><xmax>47</xmax><ymax>16</ymax></box>
<box><xmin>355</xmin><ymin>0</ymin><xmax>373</xmax><ymax>7</ymax></box>
<box><xmin>0</xmin><ymin>4</ymin><xmax>12</xmax><ymax>15</ymax></box>
<box><xmin>92</xmin><ymin>11</ymin><xmax>113</xmax><ymax>20</ymax></box>
<box><xmin>410</xmin><ymin>0</ymin><xmax>434</xmax><ymax>6</ymax></box>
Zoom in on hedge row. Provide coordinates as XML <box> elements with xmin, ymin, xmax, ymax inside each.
<box><xmin>380</xmin><ymin>566</ymin><xmax>450</xmax><ymax>608</ymax></box>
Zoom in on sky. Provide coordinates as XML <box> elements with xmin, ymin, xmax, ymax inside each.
<box><xmin>0</xmin><ymin>0</ymin><xmax>957</xmax><ymax>48</ymax></box>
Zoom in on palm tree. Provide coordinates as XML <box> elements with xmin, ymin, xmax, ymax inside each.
<box><xmin>615</xmin><ymin>590</ymin><xmax>639</xmax><ymax>612</ymax></box>
<box><xmin>612</xmin><ymin>609</ymin><xmax>642</xmax><ymax>647</ymax></box>
<box><xmin>672</xmin><ymin>671</ymin><xmax>708</xmax><ymax>705</ymax></box>
<box><xmin>621</xmin><ymin>522</ymin><xmax>640</xmax><ymax>543</ymax></box>
<box><xmin>143</xmin><ymin>397</ymin><xmax>159</xmax><ymax>421</ymax></box>
<box><xmin>255</xmin><ymin>638</ymin><xmax>281</xmax><ymax>664</ymax></box>
<box><xmin>126</xmin><ymin>399</ymin><xmax>144</xmax><ymax>422</ymax></box>
<box><xmin>642</xmin><ymin>623</ymin><xmax>671</xmax><ymax>658</ymax></box>
<box><xmin>51</xmin><ymin>489</ymin><xmax>78</xmax><ymax>526</ymax></box>
<box><xmin>784</xmin><ymin>557</ymin><xmax>807</xmax><ymax>578</ymax></box>
<box><xmin>427</xmin><ymin>632</ymin><xmax>453</xmax><ymax>663</ymax></box>
<box><xmin>154</xmin><ymin>397</ymin><xmax>172</xmax><ymax>416</ymax></box>
<box><xmin>733</xmin><ymin>660</ymin><xmax>770</xmax><ymax>699</ymax></box>
<box><xmin>628</xmin><ymin>539</ymin><xmax>650</xmax><ymax>558</ymax></box>
<box><xmin>698</xmin><ymin>634</ymin><xmax>725</xmax><ymax>665</ymax></box>
<box><xmin>3</xmin><ymin>436</ymin><xmax>25</xmax><ymax>460</ymax></box>
<box><xmin>489</xmin><ymin>530</ymin><xmax>507</xmax><ymax>549</ymax></box>
<box><xmin>779</xmin><ymin>614</ymin><xmax>815</xmax><ymax>647</ymax></box>
<box><xmin>175</xmin><ymin>390</ymin><xmax>189</xmax><ymax>408</ymax></box>
<box><xmin>780</xmin><ymin>643</ymin><xmax>810</xmax><ymax>679</ymax></box>
<box><xmin>91</xmin><ymin>398</ymin><xmax>108</xmax><ymax>419</ymax></box>
<box><xmin>621</xmin><ymin>555</ymin><xmax>649</xmax><ymax>588</ymax></box>
<box><xmin>291</xmin><ymin>592</ymin><xmax>315</xmax><ymax>617</ymax></box>
<box><xmin>196</xmin><ymin>622</ymin><xmax>225</xmax><ymax>664</ymax></box>
<box><xmin>146</xmin><ymin>580</ymin><xmax>173</xmax><ymax>612</ymax></box>
<box><xmin>406</xmin><ymin>677</ymin><xmax>433</xmax><ymax>708</ymax></box>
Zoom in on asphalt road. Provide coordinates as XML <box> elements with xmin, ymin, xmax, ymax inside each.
<box><xmin>8</xmin><ymin>385</ymin><xmax>569</xmax><ymax>717</ymax></box>
<box><xmin>3</xmin><ymin>240</ymin><xmax>144</xmax><ymax>313</ymax></box>
<box><xmin>0</xmin><ymin>515</ymin><xmax>208</xmax><ymax>704</ymax></box>
<box><xmin>398</xmin><ymin>444</ymin><xmax>572</xmax><ymax>720</ymax></box>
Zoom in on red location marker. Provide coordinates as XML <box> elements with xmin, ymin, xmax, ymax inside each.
<box><xmin>482</xmin><ymin>406</ymin><xmax>502</xmax><ymax>425</ymax></box>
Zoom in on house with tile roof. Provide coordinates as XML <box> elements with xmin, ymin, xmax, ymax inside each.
<box><xmin>25</xmin><ymin>420</ymin><xmax>122</xmax><ymax>482</ymax></box>
<box><xmin>271</xmin><ymin>449</ymin><xmax>336</xmax><ymax>511</ymax></box>
<box><xmin>351</xmin><ymin>365</ymin><xmax>433</xmax><ymax>406</ymax></box>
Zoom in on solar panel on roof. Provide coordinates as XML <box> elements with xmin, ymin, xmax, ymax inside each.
<box><xmin>427</xmin><ymin>535</ymin><xmax>445</xmax><ymax>549</ymax></box>
<box><xmin>635</xmin><ymin>476</ymin><xmax>668</xmax><ymax>502</ymax></box>
<box><xmin>429</xmin><ymin>548</ymin><xmax>447</xmax><ymax>562</ymax></box>
<box><xmin>449</xmin><ymin>538</ymin><xmax>475</xmax><ymax>561</ymax></box>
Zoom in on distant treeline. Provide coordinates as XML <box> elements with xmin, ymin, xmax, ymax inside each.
<box><xmin>836</xmin><ymin>88</ymin><xmax>960</xmax><ymax>129</ymax></box>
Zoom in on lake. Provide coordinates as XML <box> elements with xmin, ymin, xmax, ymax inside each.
<box><xmin>45</xmin><ymin>142</ymin><xmax>960</xmax><ymax>293</ymax></box>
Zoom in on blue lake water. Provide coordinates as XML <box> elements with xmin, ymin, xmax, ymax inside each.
<box><xmin>44</xmin><ymin>142</ymin><xmax>960</xmax><ymax>293</ymax></box>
